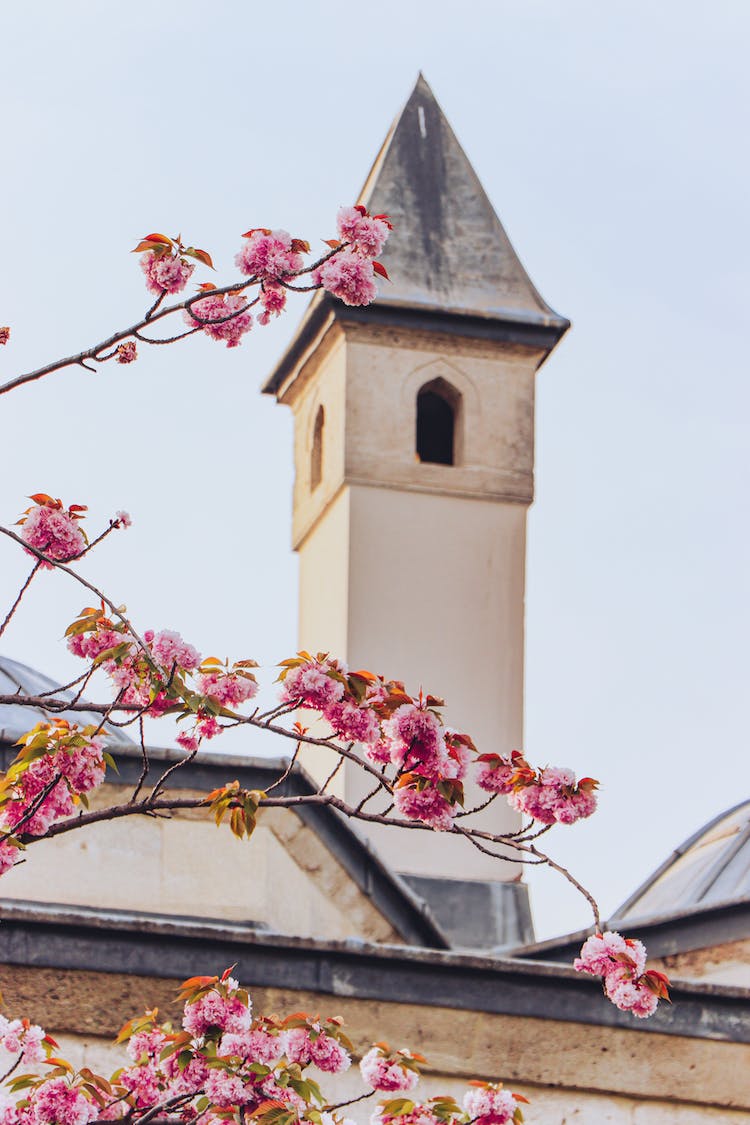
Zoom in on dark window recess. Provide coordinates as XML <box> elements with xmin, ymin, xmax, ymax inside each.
<box><xmin>311</xmin><ymin>406</ymin><xmax>324</xmax><ymax>489</ymax></box>
<box><xmin>417</xmin><ymin>389</ymin><xmax>455</xmax><ymax>465</ymax></box>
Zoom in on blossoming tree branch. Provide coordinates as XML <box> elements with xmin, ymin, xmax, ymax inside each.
<box><xmin>0</xmin><ymin>209</ymin><xmax>669</xmax><ymax>1125</ymax></box>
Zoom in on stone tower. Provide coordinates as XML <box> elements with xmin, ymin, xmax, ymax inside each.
<box><xmin>263</xmin><ymin>75</ymin><xmax>569</xmax><ymax>948</ymax></box>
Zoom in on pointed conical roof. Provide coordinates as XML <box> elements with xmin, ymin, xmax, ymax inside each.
<box><xmin>263</xmin><ymin>76</ymin><xmax>567</xmax><ymax>397</ymax></box>
<box><xmin>358</xmin><ymin>74</ymin><xmax>566</xmax><ymax>327</ymax></box>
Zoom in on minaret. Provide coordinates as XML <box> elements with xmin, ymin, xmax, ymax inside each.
<box><xmin>263</xmin><ymin>75</ymin><xmax>569</xmax><ymax>948</ymax></box>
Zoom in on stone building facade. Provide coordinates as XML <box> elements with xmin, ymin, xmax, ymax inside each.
<box><xmin>0</xmin><ymin>78</ymin><xmax>747</xmax><ymax>1124</ymax></box>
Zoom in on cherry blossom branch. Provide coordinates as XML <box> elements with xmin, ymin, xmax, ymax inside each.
<box><xmin>0</xmin><ymin>773</ymin><xmax>63</xmax><ymax>843</ymax></box>
<box><xmin>0</xmin><ymin>1053</ymin><xmax>24</xmax><ymax>1084</ymax></box>
<box><xmin>0</xmin><ymin>685</ymin><xmax>398</xmax><ymax>798</ymax></box>
<box><xmin>0</xmin><ymin>243</ymin><xmax>342</xmax><ymax>399</ymax></box>
<box><xmin>0</xmin><ymin>525</ymin><xmax>156</xmax><ymax>671</ymax></box>
<box><xmin>16</xmin><ymin>784</ymin><xmax>598</xmax><ymax>924</ymax></box>
<box><xmin>0</xmin><ymin>561</ymin><xmax>41</xmax><ymax>639</ymax></box>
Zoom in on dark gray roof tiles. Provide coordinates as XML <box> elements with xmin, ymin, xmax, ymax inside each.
<box><xmin>263</xmin><ymin>75</ymin><xmax>569</xmax><ymax>398</ymax></box>
<box><xmin>359</xmin><ymin>74</ymin><xmax>568</xmax><ymax>327</ymax></box>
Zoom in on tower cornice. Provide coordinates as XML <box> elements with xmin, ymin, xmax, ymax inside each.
<box><xmin>263</xmin><ymin>292</ymin><xmax>568</xmax><ymax>402</ymax></box>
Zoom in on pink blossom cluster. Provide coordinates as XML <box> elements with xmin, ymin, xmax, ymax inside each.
<box><xmin>0</xmin><ymin>969</ymin><xmax>538</xmax><ymax>1125</ymax></box>
<box><xmin>312</xmin><ymin>250</ymin><xmax>378</xmax><ymax>307</ymax></box>
<box><xmin>126</xmin><ymin>1027</ymin><xmax>168</xmax><ymax>1064</ymax></box>
<box><xmin>0</xmin><ymin>1016</ymin><xmax>45</xmax><ymax>1063</ymax></box>
<box><xmin>115</xmin><ymin>342</ymin><xmax>137</xmax><ymax>364</ymax></box>
<box><xmin>463</xmin><ymin>1084</ymin><xmax>522</xmax><ymax>1125</ymax></box>
<box><xmin>117</xmin><ymin>1064</ymin><xmax>162</xmax><ymax>1109</ymax></box>
<box><xmin>161</xmin><ymin>1051</ymin><xmax>209</xmax><ymax>1100</ymax></box>
<box><xmin>147</xmin><ymin>629</ymin><xmax>201</xmax><ymax>672</ymax></box>
<box><xmin>235</xmin><ymin>230</ymin><xmax>305</xmax><ymax>282</ymax></box>
<box><xmin>312</xmin><ymin>205</ymin><xmax>391</xmax><ymax>307</ymax></box>
<box><xmin>393</xmin><ymin>780</ymin><xmax>455</xmax><ymax>832</ymax></box>
<box><xmin>257</xmin><ymin>283</ymin><xmax>287</xmax><ymax>325</ymax></box>
<box><xmin>1</xmin><ymin>724</ymin><xmax>106</xmax><ymax>840</ymax></box>
<box><xmin>383</xmin><ymin>704</ymin><xmax>454</xmax><ymax>778</ymax></box>
<box><xmin>474</xmin><ymin>752</ymin><xmax>518</xmax><ymax>795</ymax></box>
<box><xmin>219</xmin><ymin>1027</ymin><xmax>282</xmax><ymax>1067</ymax></box>
<box><xmin>476</xmin><ymin>751</ymin><xmax>598</xmax><ymax>826</ymax></box>
<box><xmin>140</xmin><ymin>250</ymin><xmax>195</xmax><ymax>295</ymax></box>
<box><xmin>0</xmin><ymin>840</ymin><xmax>20</xmax><ymax>876</ymax></box>
<box><xmin>326</xmin><ymin>698</ymin><xmax>382</xmax><ymax>745</ymax></box>
<box><xmin>278</xmin><ymin>652</ymin><xmax>603</xmax><ymax>835</ymax></box>
<box><xmin>574</xmin><ymin>931</ymin><xmax>670</xmax><ymax>1018</ymax></box>
<box><xmin>0</xmin><ymin>327</ymin><xmax>9</xmax><ymax>346</ymax></box>
<box><xmin>184</xmin><ymin>292</ymin><xmax>253</xmax><ymax>348</ymax></box>
<box><xmin>386</xmin><ymin>706</ymin><xmax>467</xmax><ymax>831</ymax></box>
<box><xmin>372</xmin><ymin>1110</ymin><xmax>432</xmax><ymax>1125</ymax></box>
<box><xmin>359</xmin><ymin>1046</ymin><xmax>420</xmax><ymax>1092</ymax></box>
<box><xmin>508</xmin><ymin>765</ymin><xmax>597</xmax><ymax>826</ymax></box>
<box><xmin>280</xmin><ymin>656</ymin><xmax>347</xmax><ymax>711</ymax></box>
<box><xmin>372</xmin><ymin>1106</ymin><xmax>444</xmax><ymax>1125</ymax></box>
<box><xmin>113</xmin><ymin>510</ymin><xmax>132</xmax><ymax>528</ymax></box>
<box><xmin>66</xmin><ymin>607</ymin><xmax>259</xmax><ymax>753</ymax></box>
<box><xmin>182</xmin><ymin>978</ymin><xmax>252</xmax><ymax>1038</ymax></box>
<box><xmin>278</xmin><ymin>657</ymin><xmax>465</xmax><ymax>830</ymax></box>
<box><xmin>280</xmin><ymin>657</ymin><xmax>388</xmax><ymax>756</ymax></box>
<box><xmin>197</xmin><ymin>670</ymin><xmax>258</xmax><ymax>709</ymax></box>
<box><xmin>29</xmin><ymin>1078</ymin><xmax>97</xmax><ymax>1125</ymax></box>
<box><xmin>68</xmin><ymin>620</ymin><xmax>200</xmax><ymax>713</ymax></box>
<box><xmin>337</xmin><ymin>206</ymin><xmax>391</xmax><ymax>258</ymax></box>
<box><xmin>283</xmin><ymin>1025</ymin><xmax>351</xmax><ymax>1074</ymax></box>
<box><xmin>18</xmin><ymin>498</ymin><xmax>87</xmax><ymax>567</ymax></box>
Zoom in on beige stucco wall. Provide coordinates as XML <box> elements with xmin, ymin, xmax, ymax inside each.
<box><xmin>282</xmin><ymin>320</ymin><xmax>545</xmax><ymax>883</ymax></box>
<box><xmin>4</xmin><ymin>967</ymin><xmax>747</xmax><ymax>1122</ymax></box>
<box><xmin>342</xmin><ymin>328</ymin><xmax>539</xmax><ymax>504</ymax></box>
<box><xmin>344</xmin><ymin>483</ymin><xmax>525</xmax><ymax>880</ymax></box>
<box><xmin>0</xmin><ymin>784</ymin><xmax>399</xmax><ymax>944</ymax></box>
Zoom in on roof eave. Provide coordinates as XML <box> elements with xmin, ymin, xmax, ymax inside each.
<box><xmin>262</xmin><ymin>294</ymin><xmax>570</xmax><ymax>400</ymax></box>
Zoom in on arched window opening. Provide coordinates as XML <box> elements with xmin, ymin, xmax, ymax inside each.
<box><xmin>416</xmin><ymin>379</ymin><xmax>459</xmax><ymax>465</ymax></box>
<box><xmin>311</xmin><ymin>405</ymin><xmax>324</xmax><ymax>490</ymax></box>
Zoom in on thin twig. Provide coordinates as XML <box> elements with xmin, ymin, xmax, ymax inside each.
<box><xmin>319</xmin><ymin>756</ymin><xmax>344</xmax><ymax>794</ymax></box>
<box><xmin>455</xmin><ymin>791</ymin><xmax>499</xmax><ymax>818</ymax></box>
<box><xmin>0</xmin><ymin>561</ymin><xmax>41</xmax><ymax>639</ymax></box>
<box><xmin>264</xmin><ymin>741</ymin><xmax>301</xmax><ymax>793</ymax></box>
<box><xmin>130</xmin><ymin>716</ymin><xmax>149</xmax><ymax>803</ymax></box>
<box><xmin>354</xmin><ymin>777</ymin><xmax>387</xmax><ymax>814</ymax></box>
<box><xmin>148</xmin><ymin>748</ymin><xmax>198</xmax><ymax>803</ymax></box>
<box><xmin>0</xmin><ymin>244</ymin><xmax>343</xmax><ymax>399</ymax></box>
<box><xmin>324</xmin><ymin>1090</ymin><xmax>376</xmax><ymax>1112</ymax></box>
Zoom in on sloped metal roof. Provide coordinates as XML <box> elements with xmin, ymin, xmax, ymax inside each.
<box><xmin>0</xmin><ymin>654</ymin><xmax>136</xmax><ymax>748</ymax></box>
<box><xmin>612</xmin><ymin>800</ymin><xmax>750</xmax><ymax>924</ymax></box>
<box><xmin>511</xmin><ymin>802</ymin><xmax>750</xmax><ymax>967</ymax></box>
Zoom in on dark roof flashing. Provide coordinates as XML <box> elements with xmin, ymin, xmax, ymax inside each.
<box><xmin>1</xmin><ymin>901</ymin><xmax>747</xmax><ymax>1044</ymax></box>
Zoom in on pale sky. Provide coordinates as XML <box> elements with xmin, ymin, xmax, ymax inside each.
<box><xmin>0</xmin><ymin>1</ymin><xmax>748</xmax><ymax>940</ymax></box>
